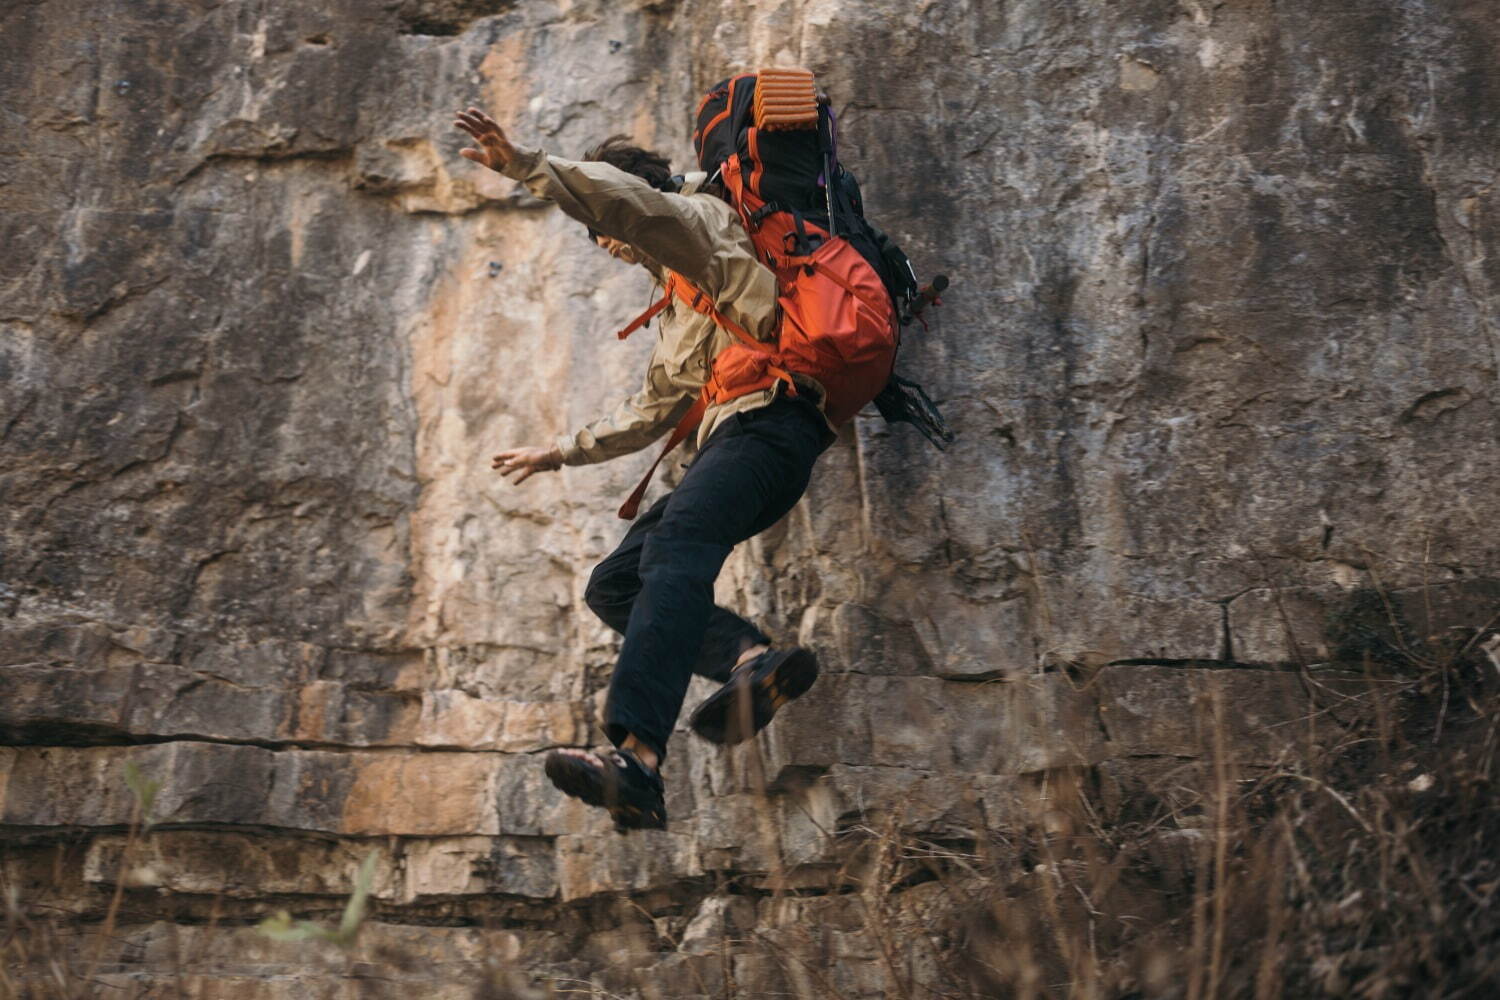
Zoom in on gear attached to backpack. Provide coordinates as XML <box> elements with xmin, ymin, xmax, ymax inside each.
<box><xmin>694</xmin><ymin>70</ymin><xmax>954</xmax><ymax>446</ymax></box>
<box><xmin>615</xmin><ymin>69</ymin><xmax>955</xmax><ymax>519</ymax></box>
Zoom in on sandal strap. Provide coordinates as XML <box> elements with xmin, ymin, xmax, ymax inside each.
<box><xmin>611</xmin><ymin>746</ymin><xmax>662</xmax><ymax>783</ymax></box>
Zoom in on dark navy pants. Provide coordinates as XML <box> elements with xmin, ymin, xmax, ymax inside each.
<box><xmin>585</xmin><ymin>395</ymin><xmax>832</xmax><ymax>759</ymax></box>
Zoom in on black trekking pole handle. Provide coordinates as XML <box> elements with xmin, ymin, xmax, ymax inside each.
<box><xmin>902</xmin><ymin>274</ymin><xmax>949</xmax><ymax>325</ymax></box>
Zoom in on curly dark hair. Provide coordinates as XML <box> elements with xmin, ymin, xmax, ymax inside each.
<box><xmin>582</xmin><ymin>134</ymin><xmax>674</xmax><ymax>191</ymax></box>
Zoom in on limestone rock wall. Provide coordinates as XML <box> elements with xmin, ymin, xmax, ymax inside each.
<box><xmin>2</xmin><ymin>0</ymin><xmax>1498</xmax><ymax>995</ymax></box>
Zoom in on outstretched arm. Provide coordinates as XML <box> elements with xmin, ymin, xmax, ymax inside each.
<box><xmin>557</xmin><ymin>361</ymin><xmax>698</xmax><ymax>465</ymax></box>
<box><xmin>452</xmin><ymin>106</ymin><xmax>776</xmax><ymax>343</ymax></box>
<box><xmin>487</xmin><ymin>323</ymin><xmax>700</xmax><ymax>478</ymax></box>
<box><xmin>454</xmin><ymin>105</ymin><xmax>718</xmax><ymax>275</ymax></box>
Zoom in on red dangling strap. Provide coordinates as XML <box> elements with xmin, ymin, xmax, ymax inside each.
<box><xmin>618</xmin><ymin>391</ymin><xmax>709</xmax><ymax>520</ymax></box>
<box><xmin>616</xmin><ymin>358</ymin><xmax>800</xmax><ymax>522</ymax></box>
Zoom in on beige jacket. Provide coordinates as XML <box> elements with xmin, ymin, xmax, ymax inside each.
<box><xmin>501</xmin><ymin>147</ymin><xmax>786</xmax><ymax>466</ymax></box>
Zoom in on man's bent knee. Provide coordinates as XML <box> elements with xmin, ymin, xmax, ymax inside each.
<box><xmin>585</xmin><ymin>562</ymin><xmax>638</xmax><ymax>625</ymax></box>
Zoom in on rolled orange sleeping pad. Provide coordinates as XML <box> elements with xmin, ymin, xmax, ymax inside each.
<box><xmin>754</xmin><ymin>68</ymin><xmax>818</xmax><ymax>130</ymax></box>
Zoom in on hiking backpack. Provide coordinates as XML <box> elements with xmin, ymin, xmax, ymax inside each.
<box><xmin>616</xmin><ymin>68</ymin><xmax>952</xmax><ymax>519</ymax></box>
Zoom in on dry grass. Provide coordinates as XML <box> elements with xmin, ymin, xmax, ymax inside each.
<box><xmin>740</xmin><ymin>603</ymin><xmax>1500</xmax><ymax>1000</ymax></box>
<box><xmin>3</xmin><ymin>588</ymin><xmax>1498</xmax><ymax>999</ymax></box>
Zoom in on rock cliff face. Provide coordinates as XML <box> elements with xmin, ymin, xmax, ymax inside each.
<box><xmin>2</xmin><ymin>0</ymin><xmax>1497</xmax><ymax>995</ymax></box>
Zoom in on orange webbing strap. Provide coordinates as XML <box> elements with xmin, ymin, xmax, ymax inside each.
<box><xmin>682</xmin><ymin>283</ymin><xmax>753</xmax><ymax>345</ymax></box>
<box><xmin>618</xmin><ymin>392</ymin><xmax>709</xmax><ymax>520</ymax></box>
<box><xmin>683</xmin><ymin>287</ymin><xmax>798</xmax><ymax>400</ymax></box>
<box><xmin>616</xmin><ymin>288</ymin><xmax>674</xmax><ymax>341</ymax></box>
<box><xmin>764</xmin><ymin>363</ymin><xmax>798</xmax><ymax>397</ymax></box>
<box><xmin>616</xmin><ymin>363</ymin><xmax>796</xmax><ymax>521</ymax></box>
<box><xmin>618</xmin><ymin>274</ymin><xmax>730</xmax><ymax>340</ymax></box>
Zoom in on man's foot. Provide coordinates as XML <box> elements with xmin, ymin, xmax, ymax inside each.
<box><xmin>543</xmin><ymin>747</ymin><xmax>667</xmax><ymax>832</ymax></box>
<box><xmin>689</xmin><ymin>646</ymin><xmax>819</xmax><ymax>745</ymax></box>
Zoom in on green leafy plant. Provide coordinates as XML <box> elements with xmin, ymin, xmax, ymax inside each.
<box><xmin>256</xmin><ymin>851</ymin><xmax>378</xmax><ymax>949</ymax></box>
<box><xmin>122</xmin><ymin>760</ymin><xmax>161</xmax><ymax>830</ymax></box>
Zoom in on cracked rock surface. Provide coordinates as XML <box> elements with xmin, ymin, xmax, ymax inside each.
<box><xmin>2</xmin><ymin>0</ymin><xmax>1497</xmax><ymax>994</ymax></box>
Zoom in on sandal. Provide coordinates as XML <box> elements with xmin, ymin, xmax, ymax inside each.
<box><xmin>688</xmin><ymin>646</ymin><xmax>819</xmax><ymax>745</ymax></box>
<box><xmin>543</xmin><ymin>746</ymin><xmax>667</xmax><ymax>832</ymax></box>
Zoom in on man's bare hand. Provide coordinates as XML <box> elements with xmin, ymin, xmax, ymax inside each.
<box><xmin>454</xmin><ymin>107</ymin><xmax>518</xmax><ymax>173</ymax></box>
<box><xmin>492</xmin><ymin>445</ymin><xmax>563</xmax><ymax>485</ymax></box>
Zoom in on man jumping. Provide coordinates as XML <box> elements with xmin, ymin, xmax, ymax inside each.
<box><xmin>453</xmin><ymin>107</ymin><xmax>829</xmax><ymax>831</ymax></box>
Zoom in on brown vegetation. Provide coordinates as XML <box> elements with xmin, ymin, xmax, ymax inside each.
<box><xmin>4</xmin><ymin>590</ymin><xmax>1498</xmax><ymax>998</ymax></box>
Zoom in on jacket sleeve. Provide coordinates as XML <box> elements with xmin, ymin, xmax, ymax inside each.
<box><xmin>552</xmin><ymin>336</ymin><xmax>698</xmax><ymax>466</ymax></box>
<box><xmin>502</xmin><ymin>148</ymin><xmax>777</xmax><ymax>344</ymax></box>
